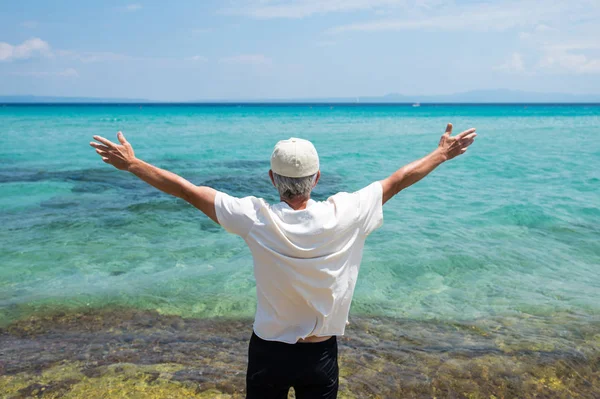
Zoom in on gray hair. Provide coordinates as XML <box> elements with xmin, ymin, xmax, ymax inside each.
<box><xmin>272</xmin><ymin>172</ymin><xmax>317</xmax><ymax>200</ymax></box>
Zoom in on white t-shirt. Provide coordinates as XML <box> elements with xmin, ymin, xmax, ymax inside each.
<box><xmin>214</xmin><ymin>181</ymin><xmax>383</xmax><ymax>344</ymax></box>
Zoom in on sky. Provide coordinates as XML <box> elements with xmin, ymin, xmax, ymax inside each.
<box><xmin>1</xmin><ymin>0</ymin><xmax>599</xmax><ymax>101</ymax></box>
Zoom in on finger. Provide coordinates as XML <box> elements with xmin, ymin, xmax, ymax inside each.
<box><xmin>460</xmin><ymin>148</ymin><xmax>468</xmax><ymax>154</ymax></box>
<box><xmin>95</xmin><ymin>148</ymin><xmax>109</xmax><ymax>156</ymax></box>
<box><xmin>117</xmin><ymin>131</ymin><xmax>128</xmax><ymax>145</ymax></box>
<box><xmin>459</xmin><ymin>134</ymin><xmax>477</xmax><ymax>146</ymax></box>
<box><xmin>456</xmin><ymin>128</ymin><xmax>476</xmax><ymax>139</ymax></box>
<box><xmin>93</xmin><ymin>135</ymin><xmax>117</xmax><ymax>148</ymax></box>
<box><xmin>444</xmin><ymin>123</ymin><xmax>453</xmax><ymax>136</ymax></box>
<box><xmin>460</xmin><ymin>132</ymin><xmax>477</xmax><ymax>141</ymax></box>
<box><xmin>461</xmin><ymin>138</ymin><xmax>475</xmax><ymax>147</ymax></box>
<box><xmin>102</xmin><ymin>157</ymin><xmax>110</xmax><ymax>163</ymax></box>
<box><xmin>90</xmin><ymin>142</ymin><xmax>110</xmax><ymax>151</ymax></box>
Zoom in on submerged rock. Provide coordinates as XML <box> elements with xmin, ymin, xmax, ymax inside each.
<box><xmin>0</xmin><ymin>307</ymin><xmax>598</xmax><ymax>398</ymax></box>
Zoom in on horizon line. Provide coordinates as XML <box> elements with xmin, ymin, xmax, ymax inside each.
<box><xmin>3</xmin><ymin>102</ymin><xmax>600</xmax><ymax>105</ymax></box>
<box><xmin>2</xmin><ymin>88</ymin><xmax>600</xmax><ymax>104</ymax></box>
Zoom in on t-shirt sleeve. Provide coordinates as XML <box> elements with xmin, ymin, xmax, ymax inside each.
<box><xmin>355</xmin><ymin>181</ymin><xmax>384</xmax><ymax>236</ymax></box>
<box><xmin>214</xmin><ymin>191</ymin><xmax>260</xmax><ymax>238</ymax></box>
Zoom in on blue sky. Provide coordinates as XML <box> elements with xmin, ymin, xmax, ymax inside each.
<box><xmin>1</xmin><ymin>0</ymin><xmax>599</xmax><ymax>101</ymax></box>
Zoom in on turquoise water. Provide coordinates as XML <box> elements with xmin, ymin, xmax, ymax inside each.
<box><xmin>1</xmin><ymin>104</ymin><xmax>599</xmax><ymax>326</ymax></box>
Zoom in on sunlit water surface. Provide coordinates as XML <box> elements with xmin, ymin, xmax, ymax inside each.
<box><xmin>1</xmin><ymin>104</ymin><xmax>599</xmax><ymax>325</ymax></box>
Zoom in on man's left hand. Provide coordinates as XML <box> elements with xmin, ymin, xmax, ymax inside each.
<box><xmin>90</xmin><ymin>131</ymin><xmax>137</xmax><ymax>171</ymax></box>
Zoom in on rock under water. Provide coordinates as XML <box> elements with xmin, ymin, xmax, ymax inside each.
<box><xmin>0</xmin><ymin>307</ymin><xmax>598</xmax><ymax>398</ymax></box>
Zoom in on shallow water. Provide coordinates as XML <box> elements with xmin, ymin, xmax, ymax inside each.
<box><xmin>1</xmin><ymin>104</ymin><xmax>599</xmax><ymax>327</ymax></box>
<box><xmin>0</xmin><ymin>104</ymin><xmax>599</xmax><ymax>396</ymax></box>
<box><xmin>0</xmin><ymin>308</ymin><xmax>598</xmax><ymax>398</ymax></box>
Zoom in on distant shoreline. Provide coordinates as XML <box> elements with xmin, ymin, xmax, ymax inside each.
<box><xmin>3</xmin><ymin>89</ymin><xmax>600</xmax><ymax>104</ymax></box>
<box><xmin>2</xmin><ymin>102</ymin><xmax>600</xmax><ymax>106</ymax></box>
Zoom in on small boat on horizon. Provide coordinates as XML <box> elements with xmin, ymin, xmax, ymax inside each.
<box><xmin>412</xmin><ymin>102</ymin><xmax>420</xmax><ymax>107</ymax></box>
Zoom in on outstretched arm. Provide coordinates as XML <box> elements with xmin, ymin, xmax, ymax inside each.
<box><xmin>90</xmin><ymin>132</ymin><xmax>219</xmax><ymax>224</ymax></box>
<box><xmin>380</xmin><ymin>123</ymin><xmax>476</xmax><ymax>205</ymax></box>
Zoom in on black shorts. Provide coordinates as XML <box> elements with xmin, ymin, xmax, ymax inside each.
<box><xmin>246</xmin><ymin>331</ymin><xmax>339</xmax><ymax>399</ymax></box>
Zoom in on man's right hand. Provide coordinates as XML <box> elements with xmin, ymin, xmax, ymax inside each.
<box><xmin>89</xmin><ymin>132</ymin><xmax>219</xmax><ymax>223</ymax></box>
<box><xmin>437</xmin><ymin>123</ymin><xmax>477</xmax><ymax>161</ymax></box>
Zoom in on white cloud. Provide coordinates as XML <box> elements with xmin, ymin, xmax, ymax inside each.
<box><xmin>319</xmin><ymin>0</ymin><xmax>600</xmax><ymax>34</ymax></box>
<box><xmin>126</xmin><ymin>4</ymin><xmax>142</xmax><ymax>11</ymax></box>
<box><xmin>240</xmin><ymin>0</ymin><xmax>596</xmax><ymax>77</ymax></box>
<box><xmin>518</xmin><ymin>31</ymin><xmax>532</xmax><ymax>40</ymax></box>
<box><xmin>414</xmin><ymin>0</ymin><xmax>445</xmax><ymax>10</ymax></box>
<box><xmin>534</xmin><ymin>24</ymin><xmax>553</xmax><ymax>33</ymax></box>
<box><xmin>222</xmin><ymin>0</ymin><xmax>404</xmax><ymax>19</ymax></box>
<box><xmin>60</xmin><ymin>49</ymin><xmax>203</xmax><ymax>65</ymax></box>
<box><xmin>224</xmin><ymin>0</ymin><xmax>585</xmax><ymax>23</ymax></box>
<box><xmin>56</xmin><ymin>50</ymin><xmax>136</xmax><ymax>63</ymax></box>
<box><xmin>219</xmin><ymin>54</ymin><xmax>272</xmax><ymax>65</ymax></box>
<box><xmin>0</xmin><ymin>38</ymin><xmax>51</xmax><ymax>62</ymax></box>
<box><xmin>544</xmin><ymin>42</ymin><xmax>600</xmax><ymax>52</ymax></box>
<box><xmin>22</xmin><ymin>21</ymin><xmax>38</xmax><ymax>29</ymax></box>
<box><xmin>59</xmin><ymin>68</ymin><xmax>79</xmax><ymax>77</ymax></box>
<box><xmin>0</xmin><ymin>37</ymin><xmax>198</xmax><ymax>70</ymax></box>
<box><xmin>11</xmin><ymin>68</ymin><xmax>79</xmax><ymax>78</ymax></box>
<box><xmin>118</xmin><ymin>3</ymin><xmax>142</xmax><ymax>12</ymax></box>
<box><xmin>327</xmin><ymin>5</ymin><xmax>557</xmax><ymax>34</ymax></box>
<box><xmin>494</xmin><ymin>53</ymin><xmax>525</xmax><ymax>73</ymax></box>
<box><xmin>539</xmin><ymin>45</ymin><xmax>600</xmax><ymax>74</ymax></box>
<box><xmin>0</xmin><ymin>39</ymin><xmax>139</xmax><ymax>66</ymax></box>
<box><xmin>519</xmin><ymin>24</ymin><xmax>557</xmax><ymax>40</ymax></box>
<box><xmin>186</xmin><ymin>55</ymin><xmax>208</xmax><ymax>62</ymax></box>
<box><xmin>515</xmin><ymin>16</ymin><xmax>600</xmax><ymax>75</ymax></box>
<box><xmin>78</xmin><ymin>52</ymin><xmax>134</xmax><ymax>63</ymax></box>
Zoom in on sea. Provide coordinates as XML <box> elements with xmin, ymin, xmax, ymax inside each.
<box><xmin>0</xmin><ymin>103</ymin><xmax>599</xmax><ymax>397</ymax></box>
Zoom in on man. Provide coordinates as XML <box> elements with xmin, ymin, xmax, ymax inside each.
<box><xmin>90</xmin><ymin>123</ymin><xmax>476</xmax><ymax>398</ymax></box>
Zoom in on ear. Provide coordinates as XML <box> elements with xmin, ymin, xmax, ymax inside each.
<box><xmin>269</xmin><ymin>170</ymin><xmax>276</xmax><ymax>187</ymax></box>
<box><xmin>313</xmin><ymin>171</ymin><xmax>321</xmax><ymax>187</ymax></box>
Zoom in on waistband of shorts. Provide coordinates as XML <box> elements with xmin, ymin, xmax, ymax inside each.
<box><xmin>251</xmin><ymin>331</ymin><xmax>337</xmax><ymax>348</ymax></box>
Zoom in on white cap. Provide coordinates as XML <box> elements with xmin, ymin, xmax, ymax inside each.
<box><xmin>270</xmin><ymin>137</ymin><xmax>319</xmax><ymax>178</ymax></box>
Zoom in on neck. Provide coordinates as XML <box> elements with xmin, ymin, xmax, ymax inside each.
<box><xmin>281</xmin><ymin>196</ymin><xmax>311</xmax><ymax>210</ymax></box>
